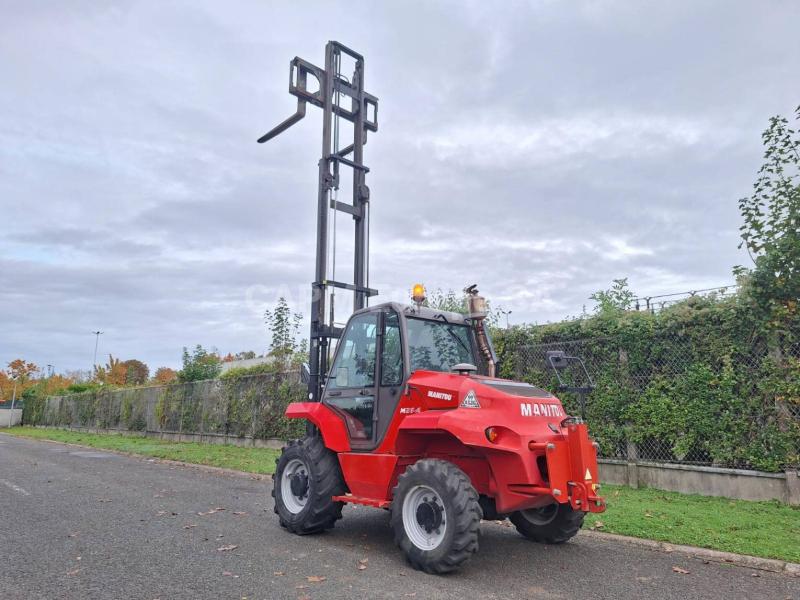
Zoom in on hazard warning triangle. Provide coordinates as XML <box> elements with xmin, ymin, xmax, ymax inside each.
<box><xmin>584</xmin><ymin>468</ymin><xmax>592</xmax><ymax>481</ymax></box>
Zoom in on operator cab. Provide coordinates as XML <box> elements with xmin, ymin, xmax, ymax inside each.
<box><xmin>321</xmin><ymin>302</ymin><xmax>488</xmax><ymax>449</ymax></box>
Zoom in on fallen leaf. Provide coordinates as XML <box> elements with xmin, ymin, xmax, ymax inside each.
<box><xmin>198</xmin><ymin>507</ymin><xmax>226</xmax><ymax>516</ymax></box>
<box><xmin>183</xmin><ymin>524</ymin><xmax>197</xmax><ymax>529</ymax></box>
<box><xmin>68</xmin><ymin>532</ymin><xmax>79</xmax><ymax>538</ymax></box>
<box><xmin>217</xmin><ymin>544</ymin><xmax>238</xmax><ymax>552</ymax></box>
<box><xmin>590</xmin><ymin>520</ymin><xmax>605</xmax><ymax>530</ymax></box>
<box><xmin>306</xmin><ymin>575</ymin><xmax>327</xmax><ymax>583</ymax></box>
<box><xmin>97</xmin><ymin>498</ymin><xmax>112</xmax><ymax>503</ymax></box>
<box><xmin>672</xmin><ymin>566</ymin><xmax>690</xmax><ymax>574</ymax></box>
<box><xmin>156</xmin><ymin>511</ymin><xmax>167</xmax><ymax>516</ymax></box>
<box><xmin>222</xmin><ymin>571</ymin><xmax>239</xmax><ymax>578</ymax></box>
<box><xmin>751</xmin><ymin>573</ymin><xmax>760</xmax><ymax>578</ymax></box>
<box><xmin>233</xmin><ymin>511</ymin><xmax>248</xmax><ymax>516</ymax></box>
<box><xmin>357</xmin><ymin>564</ymin><xmax>367</xmax><ymax>571</ymax></box>
<box><xmin>273</xmin><ymin>571</ymin><xmax>284</xmax><ymax>577</ymax></box>
<box><xmin>644</xmin><ymin>512</ymin><xmax>653</xmax><ymax>518</ymax></box>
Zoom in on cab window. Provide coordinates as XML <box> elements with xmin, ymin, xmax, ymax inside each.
<box><xmin>406</xmin><ymin>317</ymin><xmax>474</xmax><ymax>373</ymax></box>
<box><xmin>328</xmin><ymin>313</ymin><xmax>377</xmax><ymax>389</ymax></box>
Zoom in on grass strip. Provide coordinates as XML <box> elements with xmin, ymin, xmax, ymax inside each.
<box><xmin>585</xmin><ymin>484</ymin><xmax>800</xmax><ymax>563</ymax></box>
<box><xmin>4</xmin><ymin>426</ymin><xmax>280</xmax><ymax>475</ymax></box>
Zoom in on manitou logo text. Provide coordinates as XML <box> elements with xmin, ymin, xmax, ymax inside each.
<box><xmin>520</xmin><ymin>403</ymin><xmax>564</xmax><ymax>418</ymax></box>
<box><xmin>427</xmin><ymin>390</ymin><xmax>453</xmax><ymax>401</ymax></box>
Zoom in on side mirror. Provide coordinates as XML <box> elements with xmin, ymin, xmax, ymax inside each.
<box><xmin>545</xmin><ymin>350</ymin><xmax>568</xmax><ymax>370</ymax></box>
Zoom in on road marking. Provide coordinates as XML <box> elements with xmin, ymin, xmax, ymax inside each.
<box><xmin>0</xmin><ymin>478</ymin><xmax>31</xmax><ymax>496</ymax></box>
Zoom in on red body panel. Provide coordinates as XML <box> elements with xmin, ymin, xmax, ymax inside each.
<box><xmin>285</xmin><ymin>371</ymin><xmax>605</xmax><ymax>514</ymax></box>
<box><xmin>285</xmin><ymin>402</ymin><xmax>350</xmax><ymax>452</ymax></box>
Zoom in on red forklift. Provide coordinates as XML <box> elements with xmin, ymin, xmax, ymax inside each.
<box><xmin>258</xmin><ymin>42</ymin><xmax>605</xmax><ymax>573</ymax></box>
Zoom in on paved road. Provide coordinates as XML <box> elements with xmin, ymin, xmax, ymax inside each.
<box><xmin>1</xmin><ymin>434</ymin><xmax>797</xmax><ymax>600</ymax></box>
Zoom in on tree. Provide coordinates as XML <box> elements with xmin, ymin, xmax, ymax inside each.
<box><xmin>590</xmin><ymin>278</ymin><xmax>635</xmax><ymax>314</ymax></box>
<box><xmin>2</xmin><ymin>359</ymin><xmax>40</xmax><ymax>402</ymax></box>
<box><xmin>93</xmin><ymin>355</ymin><xmax>128</xmax><ymax>386</ymax></box>
<box><xmin>152</xmin><ymin>367</ymin><xmax>178</xmax><ymax>385</ymax></box>
<box><xmin>426</xmin><ymin>288</ymin><xmax>468</xmax><ymax>313</ymax></box>
<box><xmin>264</xmin><ymin>298</ymin><xmax>303</xmax><ymax>362</ymax></box>
<box><xmin>7</xmin><ymin>359</ymin><xmax>39</xmax><ymax>383</ymax></box>
<box><xmin>178</xmin><ymin>345</ymin><xmax>222</xmax><ymax>382</ymax></box>
<box><xmin>737</xmin><ymin>105</ymin><xmax>800</xmax><ymax>333</ymax></box>
<box><xmin>0</xmin><ymin>371</ymin><xmax>11</xmax><ymax>402</ymax></box>
<box><xmin>123</xmin><ymin>359</ymin><xmax>149</xmax><ymax>385</ymax></box>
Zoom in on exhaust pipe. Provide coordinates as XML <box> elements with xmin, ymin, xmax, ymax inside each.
<box><xmin>465</xmin><ymin>284</ymin><xmax>496</xmax><ymax>378</ymax></box>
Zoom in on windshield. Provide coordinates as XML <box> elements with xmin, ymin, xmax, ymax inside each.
<box><xmin>406</xmin><ymin>317</ymin><xmax>475</xmax><ymax>373</ymax></box>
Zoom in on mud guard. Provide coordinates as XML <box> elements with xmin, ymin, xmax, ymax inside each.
<box><xmin>285</xmin><ymin>402</ymin><xmax>351</xmax><ymax>452</ymax></box>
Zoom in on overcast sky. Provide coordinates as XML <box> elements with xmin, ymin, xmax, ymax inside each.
<box><xmin>2</xmin><ymin>1</ymin><xmax>799</xmax><ymax>373</ymax></box>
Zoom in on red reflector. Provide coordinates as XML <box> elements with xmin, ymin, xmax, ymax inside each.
<box><xmin>485</xmin><ymin>427</ymin><xmax>498</xmax><ymax>443</ymax></box>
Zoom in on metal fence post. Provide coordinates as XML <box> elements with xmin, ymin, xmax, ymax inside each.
<box><xmin>626</xmin><ymin>439</ymin><xmax>639</xmax><ymax>489</ymax></box>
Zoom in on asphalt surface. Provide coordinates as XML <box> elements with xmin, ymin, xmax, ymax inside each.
<box><xmin>1</xmin><ymin>434</ymin><xmax>797</xmax><ymax>600</ymax></box>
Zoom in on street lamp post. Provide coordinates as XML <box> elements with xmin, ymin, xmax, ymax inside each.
<box><xmin>499</xmin><ymin>308</ymin><xmax>513</xmax><ymax>329</ymax></box>
<box><xmin>92</xmin><ymin>331</ymin><xmax>103</xmax><ymax>372</ymax></box>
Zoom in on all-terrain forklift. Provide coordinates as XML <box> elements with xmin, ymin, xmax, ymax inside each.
<box><xmin>258</xmin><ymin>42</ymin><xmax>605</xmax><ymax>573</ymax></box>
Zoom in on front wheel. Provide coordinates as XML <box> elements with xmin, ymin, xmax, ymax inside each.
<box><xmin>272</xmin><ymin>436</ymin><xmax>345</xmax><ymax>534</ymax></box>
<box><xmin>390</xmin><ymin>459</ymin><xmax>482</xmax><ymax>574</ymax></box>
<box><xmin>510</xmin><ymin>502</ymin><xmax>584</xmax><ymax>544</ymax></box>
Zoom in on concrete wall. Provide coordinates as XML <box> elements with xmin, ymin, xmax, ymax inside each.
<box><xmin>0</xmin><ymin>409</ymin><xmax>22</xmax><ymax>428</ymax></box>
<box><xmin>599</xmin><ymin>459</ymin><xmax>800</xmax><ymax>505</ymax></box>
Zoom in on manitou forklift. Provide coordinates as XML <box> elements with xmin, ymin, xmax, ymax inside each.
<box><xmin>258</xmin><ymin>41</ymin><xmax>605</xmax><ymax>573</ymax></box>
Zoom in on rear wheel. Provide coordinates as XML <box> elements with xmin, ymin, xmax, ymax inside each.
<box><xmin>390</xmin><ymin>459</ymin><xmax>482</xmax><ymax>574</ymax></box>
<box><xmin>510</xmin><ymin>503</ymin><xmax>584</xmax><ymax>544</ymax></box>
<box><xmin>272</xmin><ymin>436</ymin><xmax>345</xmax><ymax>534</ymax></box>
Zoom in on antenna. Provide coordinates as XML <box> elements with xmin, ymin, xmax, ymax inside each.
<box><xmin>259</xmin><ymin>41</ymin><xmax>379</xmax><ymax>402</ymax></box>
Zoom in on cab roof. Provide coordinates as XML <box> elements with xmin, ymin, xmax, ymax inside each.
<box><xmin>352</xmin><ymin>301</ymin><xmax>471</xmax><ymax>326</ymax></box>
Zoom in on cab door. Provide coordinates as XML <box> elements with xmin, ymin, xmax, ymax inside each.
<box><xmin>322</xmin><ymin>312</ymin><xmax>379</xmax><ymax>447</ymax></box>
<box><xmin>374</xmin><ymin>309</ymin><xmax>405</xmax><ymax>444</ymax></box>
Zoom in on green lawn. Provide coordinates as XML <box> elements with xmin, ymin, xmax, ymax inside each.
<box><xmin>5</xmin><ymin>426</ymin><xmax>799</xmax><ymax>563</ymax></box>
<box><xmin>584</xmin><ymin>485</ymin><xmax>800</xmax><ymax>563</ymax></box>
<box><xmin>4</xmin><ymin>426</ymin><xmax>280</xmax><ymax>475</ymax></box>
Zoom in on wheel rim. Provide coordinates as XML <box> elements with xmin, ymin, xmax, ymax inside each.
<box><xmin>281</xmin><ymin>458</ymin><xmax>310</xmax><ymax>514</ymax></box>
<box><xmin>519</xmin><ymin>503</ymin><xmax>559</xmax><ymax>526</ymax></box>
<box><xmin>402</xmin><ymin>485</ymin><xmax>447</xmax><ymax>551</ymax></box>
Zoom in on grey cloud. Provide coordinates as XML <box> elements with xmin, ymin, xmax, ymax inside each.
<box><xmin>1</xmin><ymin>0</ymin><xmax>798</xmax><ymax>371</ymax></box>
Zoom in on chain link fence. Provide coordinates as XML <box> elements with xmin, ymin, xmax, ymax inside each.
<box><xmin>510</xmin><ymin>335</ymin><xmax>800</xmax><ymax>472</ymax></box>
<box><xmin>28</xmin><ymin>372</ymin><xmax>306</xmax><ymax>441</ymax></box>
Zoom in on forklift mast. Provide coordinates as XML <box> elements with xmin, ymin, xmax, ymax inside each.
<box><xmin>258</xmin><ymin>41</ymin><xmax>379</xmax><ymax>402</ymax></box>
